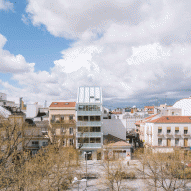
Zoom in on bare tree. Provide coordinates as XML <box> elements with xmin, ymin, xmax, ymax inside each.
<box><xmin>135</xmin><ymin>148</ymin><xmax>191</xmax><ymax>191</ymax></box>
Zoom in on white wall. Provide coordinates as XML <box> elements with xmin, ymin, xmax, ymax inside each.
<box><xmin>26</xmin><ymin>104</ymin><xmax>39</xmax><ymax>118</ymax></box>
<box><xmin>103</xmin><ymin>119</ymin><xmax>126</xmax><ymax>140</ymax></box>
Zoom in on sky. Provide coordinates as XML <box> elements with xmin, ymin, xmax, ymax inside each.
<box><xmin>1</xmin><ymin>0</ymin><xmax>191</xmax><ymax>109</ymax></box>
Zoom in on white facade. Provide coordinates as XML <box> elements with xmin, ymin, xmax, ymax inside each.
<box><xmin>26</xmin><ymin>103</ymin><xmax>39</xmax><ymax>118</ymax></box>
<box><xmin>145</xmin><ymin>122</ymin><xmax>191</xmax><ymax>148</ymax></box>
<box><xmin>173</xmin><ymin>97</ymin><xmax>191</xmax><ymax>116</ymax></box>
<box><xmin>102</xmin><ymin>119</ymin><xmax>126</xmax><ymax>140</ymax></box>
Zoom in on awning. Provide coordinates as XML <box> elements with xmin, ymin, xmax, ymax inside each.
<box><xmin>175</xmin><ymin>127</ymin><xmax>179</xmax><ymax>130</ymax></box>
<box><xmin>158</xmin><ymin>127</ymin><xmax>162</xmax><ymax>130</ymax></box>
<box><xmin>167</xmin><ymin>127</ymin><xmax>171</xmax><ymax>130</ymax></box>
<box><xmin>184</xmin><ymin>127</ymin><xmax>188</xmax><ymax>130</ymax></box>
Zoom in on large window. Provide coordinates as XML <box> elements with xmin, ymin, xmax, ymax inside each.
<box><xmin>90</xmin><ymin>127</ymin><xmax>101</xmax><ymax>132</ymax></box>
<box><xmin>69</xmin><ymin>127</ymin><xmax>73</xmax><ymax>135</ymax></box>
<box><xmin>184</xmin><ymin>127</ymin><xmax>188</xmax><ymax>134</ymax></box>
<box><xmin>69</xmin><ymin>139</ymin><xmax>73</xmax><ymax>146</ymax></box>
<box><xmin>175</xmin><ymin>138</ymin><xmax>179</xmax><ymax>146</ymax></box>
<box><xmin>69</xmin><ymin>115</ymin><xmax>73</xmax><ymax>120</ymax></box>
<box><xmin>158</xmin><ymin>138</ymin><xmax>162</xmax><ymax>146</ymax></box>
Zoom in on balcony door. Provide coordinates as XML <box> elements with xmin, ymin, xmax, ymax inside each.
<box><xmin>167</xmin><ymin>138</ymin><xmax>171</xmax><ymax>146</ymax></box>
<box><xmin>184</xmin><ymin>138</ymin><xmax>188</xmax><ymax>147</ymax></box>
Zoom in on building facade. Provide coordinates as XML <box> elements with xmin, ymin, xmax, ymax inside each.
<box><xmin>49</xmin><ymin>102</ymin><xmax>76</xmax><ymax>147</ymax></box>
<box><xmin>76</xmin><ymin>86</ymin><xmax>103</xmax><ymax>160</ymax></box>
<box><xmin>144</xmin><ymin>116</ymin><xmax>191</xmax><ymax>152</ymax></box>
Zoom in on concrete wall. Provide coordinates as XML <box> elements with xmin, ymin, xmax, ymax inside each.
<box><xmin>26</xmin><ymin>104</ymin><xmax>39</xmax><ymax>118</ymax></box>
<box><xmin>103</xmin><ymin>119</ymin><xmax>126</xmax><ymax>140</ymax></box>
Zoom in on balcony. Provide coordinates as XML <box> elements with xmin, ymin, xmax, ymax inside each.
<box><xmin>76</xmin><ymin>132</ymin><xmax>102</xmax><ymax>137</ymax></box>
<box><xmin>174</xmin><ymin>133</ymin><xmax>181</xmax><ymax>137</ymax></box>
<box><xmin>77</xmin><ymin>111</ymin><xmax>102</xmax><ymax>115</ymax></box>
<box><xmin>166</xmin><ymin>133</ymin><xmax>173</xmax><ymax>137</ymax></box>
<box><xmin>24</xmin><ymin>145</ymin><xmax>40</xmax><ymax>149</ymax></box>
<box><xmin>76</xmin><ymin>143</ymin><xmax>102</xmax><ymax>149</ymax></box>
<box><xmin>183</xmin><ymin>134</ymin><xmax>191</xmax><ymax>138</ymax></box>
<box><xmin>158</xmin><ymin>133</ymin><xmax>164</xmax><ymax>137</ymax></box>
<box><xmin>77</xmin><ymin>121</ymin><xmax>102</xmax><ymax>126</ymax></box>
<box><xmin>50</xmin><ymin>120</ymin><xmax>75</xmax><ymax>125</ymax></box>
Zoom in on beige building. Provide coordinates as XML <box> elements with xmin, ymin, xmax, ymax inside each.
<box><xmin>144</xmin><ymin>116</ymin><xmax>191</xmax><ymax>152</ymax></box>
<box><xmin>49</xmin><ymin>102</ymin><xmax>76</xmax><ymax>147</ymax></box>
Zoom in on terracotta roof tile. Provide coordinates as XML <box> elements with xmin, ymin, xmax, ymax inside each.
<box><xmin>149</xmin><ymin>116</ymin><xmax>191</xmax><ymax>123</ymax></box>
<box><xmin>107</xmin><ymin>141</ymin><xmax>131</xmax><ymax>147</ymax></box>
<box><xmin>49</xmin><ymin>102</ymin><xmax>76</xmax><ymax>108</ymax></box>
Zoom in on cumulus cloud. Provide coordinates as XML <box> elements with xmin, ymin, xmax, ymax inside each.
<box><xmin>0</xmin><ymin>34</ymin><xmax>35</xmax><ymax>74</ymax></box>
<box><xmin>0</xmin><ymin>0</ymin><xmax>13</xmax><ymax>11</ymax></box>
<box><xmin>2</xmin><ymin>0</ymin><xmax>191</xmax><ymax>105</ymax></box>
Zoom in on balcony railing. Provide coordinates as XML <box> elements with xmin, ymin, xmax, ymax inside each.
<box><xmin>158</xmin><ymin>133</ymin><xmax>164</xmax><ymax>137</ymax></box>
<box><xmin>183</xmin><ymin>134</ymin><xmax>191</xmax><ymax>137</ymax></box>
<box><xmin>77</xmin><ymin>111</ymin><xmax>102</xmax><ymax>115</ymax></box>
<box><xmin>76</xmin><ymin>132</ymin><xmax>102</xmax><ymax>137</ymax></box>
<box><xmin>166</xmin><ymin>133</ymin><xmax>173</xmax><ymax>137</ymax></box>
<box><xmin>50</xmin><ymin>120</ymin><xmax>75</xmax><ymax>124</ymax></box>
<box><xmin>76</xmin><ymin>143</ymin><xmax>102</xmax><ymax>148</ymax></box>
<box><xmin>77</xmin><ymin>121</ymin><xmax>102</xmax><ymax>126</ymax></box>
<box><xmin>174</xmin><ymin>133</ymin><xmax>181</xmax><ymax>137</ymax></box>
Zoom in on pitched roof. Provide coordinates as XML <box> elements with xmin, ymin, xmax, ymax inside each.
<box><xmin>148</xmin><ymin>116</ymin><xmax>191</xmax><ymax>123</ymax></box>
<box><xmin>49</xmin><ymin>102</ymin><xmax>76</xmax><ymax>108</ymax></box>
<box><xmin>107</xmin><ymin>141</ymin><xmax>131</xmax><ymax>147</ymax></box>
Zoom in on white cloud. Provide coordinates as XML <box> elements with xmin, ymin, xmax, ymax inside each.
<box><xmin>0</xmin><ymin>0</ymin><xmax>13</xmax><ymax>11</ymax></box>
<box><xmin>2</xmin><ymin>0</ymin><xmax>191</xmax><ymax>105</ymax></box>
<box><xmin>0</xmin><ymin>34</ymin><xmax>35</xmax><ymax>74</ymax></box>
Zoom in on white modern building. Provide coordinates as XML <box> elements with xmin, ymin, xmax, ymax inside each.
<box><xmin>144</xmin><ymin>116</ymin><xmax>191</xmax><ymax>152</ymax></box>
<box><xmin>76</xmin><ymin>86</ymin><xmax>103</xmax><ymax>160</ymax></box>
<box><xmin>173</xmin><ymin>97</ymin><xmax>191</xmax><ymax>116</ymax></box>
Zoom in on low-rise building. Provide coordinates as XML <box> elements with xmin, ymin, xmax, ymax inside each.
<box><xmin>144</xmin><ymin>116</ymin><xmax>191</xmax><ymax>152</ymax></box>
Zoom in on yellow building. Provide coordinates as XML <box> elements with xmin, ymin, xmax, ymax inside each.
<box><xmin>49</xmin><ymin>102</ymin><xmax>76</xmax><ymax>147</ymax></box>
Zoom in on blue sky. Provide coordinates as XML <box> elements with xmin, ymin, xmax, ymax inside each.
<box><xmin>1</xmin><ymin>0</ymin><xmax>191</xmax><ymax>109</ymax></box>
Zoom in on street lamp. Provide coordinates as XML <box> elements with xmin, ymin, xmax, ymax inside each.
<box><xmin>84</xmin><ymin>151</ymin><xmax>91</xmax><ymax>189</ymax></box>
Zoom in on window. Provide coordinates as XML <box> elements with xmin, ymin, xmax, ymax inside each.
<box><xmin>69</xmin><ymin>127</ymin><xmax>73</xmax><ymax>135</ymax></box>
<box><xmin>172</xmin><ymin>112</ymin><xmax>174</xmax><ymax>116</ymax></box>
<box><xmin>90</xmin><ymin>116</ymin><xmax>95</xmax><ymax>121</ymax></box>
<box><xmin>42</xmin><ymin>142</ymin><xmax>48</xmax><ymax>146</ymax></box>
<box><xmin>90</xmin><ymin>138</ymin><xmax>95</xmax><ymax>143</ymax></box>
<box><xmin>78</xmin><ymin>127</ymin><xmax>83</xmax><ymax>132</ymax></box>
<box><xmin>60</xmin><ymin>115</ymin><xmax>64</xmax><ymax>121</ymax></box>
<box><xmin>32</xmin><ymin>141</ymin><xmax>39</xmax><ymax>146</ymax></box>
<box><xmin>84</xmin><ymin>138</ymin><xmax>89</xmax><ymax>143</ymax></box>
<box><xmin>175</xmin><ymin>127</ymin><xmax>179</xmax><ymax>134</ymax></box>
<box><xmin>78</xmin><ymin>116</ymin><xmax>83</xmax><ymax>121</ymax></box>
<box><xmin>69</xmin><ymin>139</ymin><xmax>73</xmax><ymax>146</ymax></box>
<box><xmin>78</xmin><ymin>138</ymin><xmax>83</xmax><ymax>143</ymax></box>
<box><xmin>96</xmin><ymin>116</ymin><xmax>100</xmax><ymax>121</ymax></box>
<box><xmin>84</xmin><ymin>116</ymin><xmax>88</xmax><ymax>121</ymax></box>
<box><xmin>51</xmin><ymin>115</ymin><xmax>55</xmax><ymax>121</ymax></box>
<box><xmin>63</xmin><ymin>140</ymin><xmax>65</xmax><ymax>146</ymax></box>
<box><xmin>175</xmin><ymin>138</ymin><xmax>179</xmax><ymax>146</ymax></box>
<box><xmin>96</xmin><ymin>138</ymin><xmax>101</xmax><ymax>143</ymax></box>
<box><xmin>90</xmin><ymin>127</ymin><xmax>101</xmax><ymax>132</ymax></box>
<box><xmin>84</xmin><ymin>127</ymin><xmax>89</xmax><ymax>132</ymax></box>
<box><xmin>69</xmin><ymin>115</ymin><xmax>73</xmax><ymax>120</ymax></box>
<box><xmin>167</xmin><ymin>127</ymin><xmax>171</xmax><ymax>134</ymax></box>
<box><xmin>158</xmin><ymin>138</ymin><xmax>162</xmax><ymax>146</ymax></box>
<box><xmin>184</xmin><ymin>127</ymin><xmax>188</xmax><ymax>134</ymax></box>
<box><xmin>158</xmin><ymin>127</ymin><xmax>162</xmax><ymax>134</ymax></box>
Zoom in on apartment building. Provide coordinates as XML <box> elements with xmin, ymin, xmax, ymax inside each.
<box><xmin>76</xmin><ymin>86</ymin><xmax>103</xmax><ymax>160</ymax></box>
<box><xmin>49</xmin><ymin>102</ymin><xmax>76</xmax><ymax>147</ymax></box>
<box><xmin>144</xmin><ymin>116</ymin><xmax>191</xmax><ymax>152</ymax></box>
